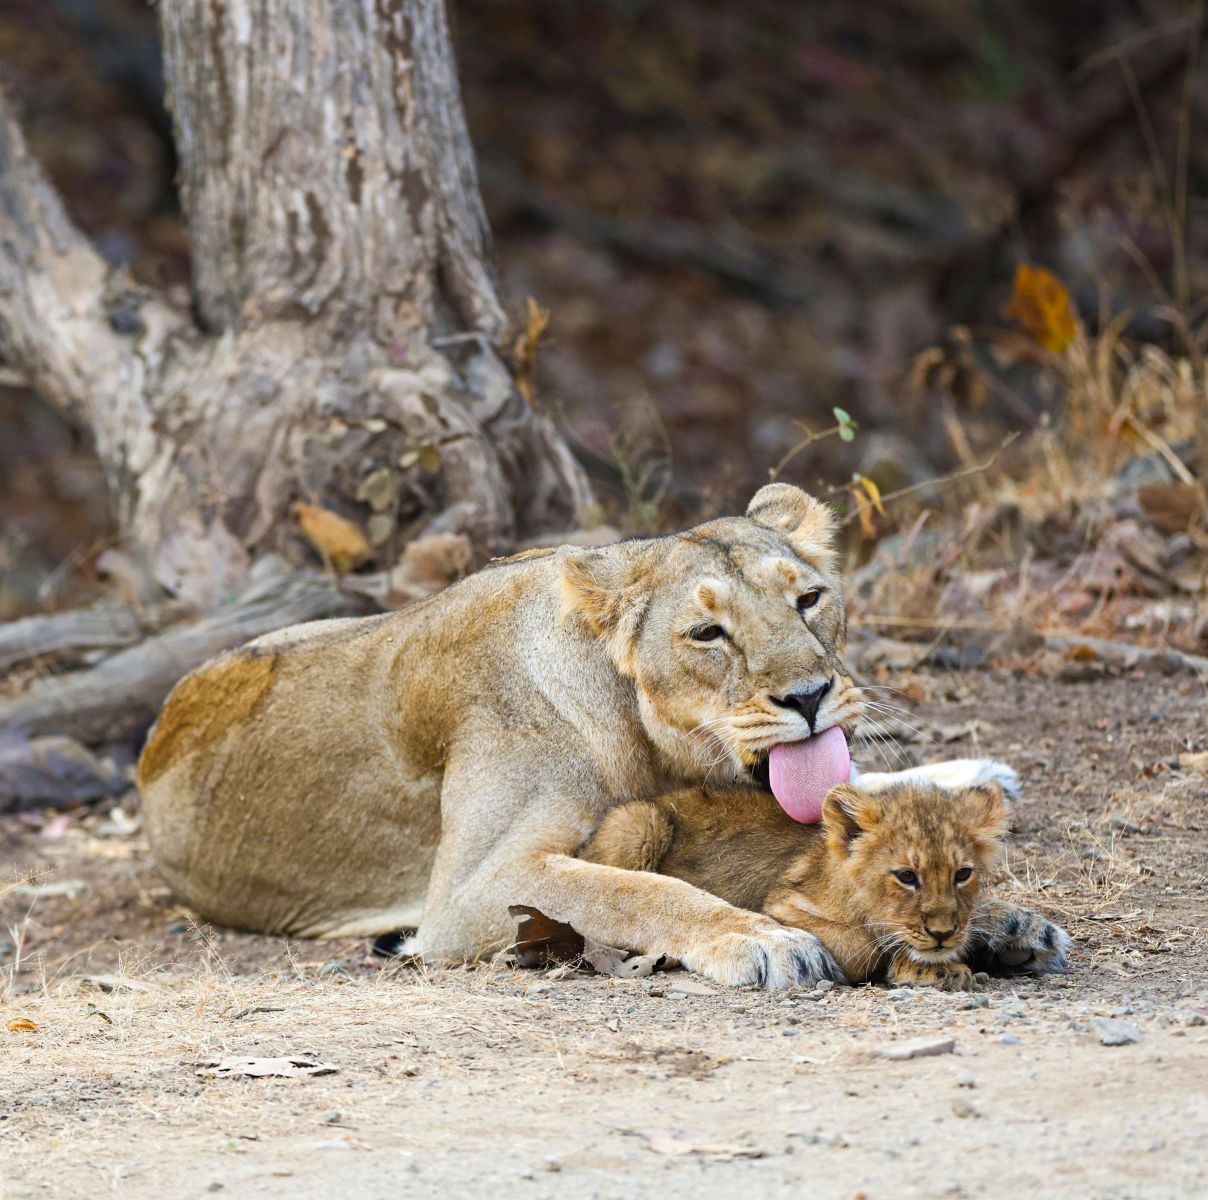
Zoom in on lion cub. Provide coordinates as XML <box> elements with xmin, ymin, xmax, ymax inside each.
<box><xmin>581</xmin><ymin>779</ymin><xmax>1069</xmax><ymax>989</ymax></box>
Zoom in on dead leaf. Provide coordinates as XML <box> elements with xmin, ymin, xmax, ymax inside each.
<box><xmin>7</xmin><ymin>1017</ymin><xmax>38</xmax><ymax>1032</ymax></box>
<box><xmin>635</xmin><ymin>1129</ymin><xmax>765</xmax><ymax>1160</ymax></box>
<box><xmin>292</xmin><ymin>502</ymin><xmax>372</xmax><ymax>573</ymax></box>
<box><xmin>507</xmin><ymin>906</ymin><xmax>667</xmax><ymax>977</ymax></box>
<box><xmin>507</xmin><ymin>905</ymin><xmax>585</xmax><ymax>967</ymax></box>
<box><xmin>1139</xmin><ymin>483</ymin><xmax>1206</xmax><ymax>535</ymax></box>
<box><xmin>197</xmin><ymin>1055</ymin><xmax>337</xmax><ymax>1079</ymax></box>
<box><xmin>512</xmin><ymin>296</ymin><xmax>551</xmax><ymax>406</ymax></box>
<box><xmin>582</xmin><ymin>941</ymin><xmax>665</xmax><ymax>979</ymax></box>
<box><xmin>1003</xmin><ymin>264</ymin><xmax>1078</xmax><ymax>353</ymax></box>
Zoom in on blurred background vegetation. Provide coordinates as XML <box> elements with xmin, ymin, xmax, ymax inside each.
<box><xmin>1</xmin><ymin>0</ymin><xmax>1205</xmax><ymax>655</ymax></box>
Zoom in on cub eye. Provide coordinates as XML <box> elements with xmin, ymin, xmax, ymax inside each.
<box><xmin>893</xmin><ymin>869</ymin><xmax>920</xmax><ymax>889</ymax></box>
<box><xmin>954</xmin><ymin>867</ymin><xmax>974</xmax><ymax>884</ymax></box>
<box><xmin>797</xmin><ymin>590</ymin><xmax>823</xmax><ymax>613</ymax></box>
<box><xmin>690</xmin><ymin>624</ymin><xmax>726</xmax><ymax>643</ymax></box>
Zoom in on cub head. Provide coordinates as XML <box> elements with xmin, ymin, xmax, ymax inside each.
<box><xmin>559</xmin><ymin>483</ymin><xmax>864</xmax><ymax>782</ymax></box>
<box><xmin>821</xmin><ymin>780</ymin><xmax>1010</xmax><ymax>962</ymax></box>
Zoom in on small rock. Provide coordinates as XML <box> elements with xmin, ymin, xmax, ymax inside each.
<box><xmin>1094</xmin><ymin>1018</ymin><xmax>1143</xmax><ymax>1046</ymax></box>
<box><xmin>874</xmin><ymin>1036</ymin><xmax>956</xmax><ymax>1061</ymax></box>
<box><xmin>666</xmin><ymin>978</ymin><xmax>719</xmax><ymax>997</ymax></box>
<box><xmin>318</xmin><ymin>1111</ymin><xmax>343</xmax><ymax>1126</ymax></box>
<box><xmin>1000</xmin><ymin>1034</ymin><xmax>1021</xmax><ymax>1046</ymax></box>
<box><xmin>814</xmin><ymin>979</ymin><xmax>835</xmax><ymax>994</ymax></box>
<box><xmin>960</xmin><ymin>994</ymin><xmax>990</xmax><ymax>1010</ymax></box>
<box><xmin>888</xmin><ymin>988</ymin><xmax>915</xmax><ymax>1002</ymax></box>
<box><xmin>951</xmin><ymin>1097</ymin><xmax>979</xmax><ymax>1119</ymax></box>
<box><xmin>525</xmin><ymin>982</ymin><xmax>554</xmax><ymax>998</ymax></box>
<box><xmin>1185</xmin><ymin>1013</ymin><xmax>1206</xmax><ymax>1028</ymax></box>
<box><xmin>955</xmin><ymin>1072</ymin><xmax>976</xmax><ymax>1089</ymax></box>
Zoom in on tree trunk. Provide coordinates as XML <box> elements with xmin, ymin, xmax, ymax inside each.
<box><xmin>0</xmin><ymin>0</ymin><xmax>590</xmax><ymax>610</ymax></box>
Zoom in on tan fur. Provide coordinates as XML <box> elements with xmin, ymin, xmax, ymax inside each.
<box><xmin>582</xmin><ymin>779</ymin><xmax>1071</xmax><ymax>986</ymax></box>
<box><xmin>137</xmin><ymin>488</ymin><xmax>865</xmax><ymax>989</ymax></box>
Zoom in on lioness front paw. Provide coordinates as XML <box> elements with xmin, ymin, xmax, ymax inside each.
<box><xmin>988</xmin><ymin>907</ymin><xmax>1071</xmax><ymax>974</ymax></box>
<box><xmin>680</xmin><ymin>920</ymin><xmax>843</xmax><ymax>991</ymax></box>
<box><xmin>888</xmin><ymin>957</ymin><xmax>975</xmax><ymax>992</ymax></box>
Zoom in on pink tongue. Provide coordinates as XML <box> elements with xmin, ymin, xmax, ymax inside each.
<box><xmin>768</xmin><ymin>726</ymin><xmax>851</xmax><ymax>823</ymax></box>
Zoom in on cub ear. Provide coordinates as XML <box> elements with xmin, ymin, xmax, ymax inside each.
<box><xmin>822</xmin><ymin>784</ymin><xmax>881</xmax><ymax>855</ymax></box>
<box><xmin>966</xmin><ymin>781</ymin><xmax>1010</xmax><ymax>842</ymax></box>
<box><xmin>559</xmin><ymin>546</ymin><xmax>649</xmax><ymax>673</ymax></box>
<box><xmin>746</xmin><ymin>483</ymin><xmax>837</xmax><ymax>572</ymax></box>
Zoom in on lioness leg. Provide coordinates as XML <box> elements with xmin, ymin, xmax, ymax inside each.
<box><xmin>413</xmin><ymin>760</ymin><xmax>840</xmax><ymax>990</ymax></box>
<box><xmin>964</xmin><ymin>900</ymin><xmax>1071</xmax><ymax>975</ymax></box>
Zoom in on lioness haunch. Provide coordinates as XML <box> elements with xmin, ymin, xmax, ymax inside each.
<box><xmin>582</xmin><ymin>775</ymin><xmax>1070</xmax><ymax>988</ymax></box>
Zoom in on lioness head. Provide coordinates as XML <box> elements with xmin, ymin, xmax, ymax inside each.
<box><xmin>559</xmin><ymin>483</ymin><xmax>864</xmax><ymax>783</ymax></box>
<box><xmin>822</xmin><ymin>780</ymin><xmax>1009</xmax><ymax>961</ymax></box>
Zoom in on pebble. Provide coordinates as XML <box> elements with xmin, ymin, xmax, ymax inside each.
<box><xmin>874</xmin><ymin>1036</ymin><xmax>956</xmax><ymax>1061</ymax></box>
<box><xmin>955</xmin><ymin>1072</ymin><xmax>976</xmax><ymax>1089</ymax></box>
<box><xmin>951</xmin><ymin>1097</ymin><xmax>979</xmax><ymax>1119</ymax></box>
<box><xmin>666</xmin><ymin>977</ymin><xmax>719</xmax><ymax>997</ymax></box>
<box><xmin>1000</xmin><ymin>1034</ymin><xmax>1021</xmax><ymax>1046</ymax></box>
<box><xmin>1094</xmin><ymin>1017</ymin><xmax>1143</xmax><ymax>1046</ymax></box>
<box><xmin>960</xmin><ymin>995</ymin><xmax>990</xmax><ymax>1010</ymax></box>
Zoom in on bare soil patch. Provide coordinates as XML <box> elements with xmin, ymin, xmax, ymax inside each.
<box><xmin>2</xmin><ymin>671</ymin><xmax>1206</xmax><ymax>1199</ymax></box>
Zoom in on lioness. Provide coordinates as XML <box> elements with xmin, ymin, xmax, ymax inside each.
<box><xmin>581</xmin><ymin>770</ymin><xmax>1071</xmax><ymax>988</ymax></box>
<box><xmin>139</xmin><ymin>484</ymin><xmax>956</xmax><ymax>990</ymax></box>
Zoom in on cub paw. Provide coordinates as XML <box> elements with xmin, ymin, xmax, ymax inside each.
<box><xmin>990</xmin><ymin>908</ymin><xmax>1071</xmax><ymax>974</ymax></box>
<box><xmin>888</xmin><ymin>957</ymin><xmax>975</xmax><ymax>992</ymax></box>
<box><xmin>680</xmin><ymin>919</ymin><xmax>843</xmax><ymax>991</ymax></box>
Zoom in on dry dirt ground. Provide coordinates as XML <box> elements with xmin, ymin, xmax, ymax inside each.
<box><xmin>2</xmin><ymin>669</ymin><xmax>1206</xmax><ymax>1200</ymax></box>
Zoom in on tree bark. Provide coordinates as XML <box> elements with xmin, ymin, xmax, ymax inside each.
<box><xmin>0</xmin><ymin>0</ymin><xmax>589</xmax><ymax>610</ymax></box>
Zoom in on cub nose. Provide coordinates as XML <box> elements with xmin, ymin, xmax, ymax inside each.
<box><xmin>925</xmin><ymin>924</ymin><xmax>957</xmax><ymax>946</ymax></box>
<box><xmin>772</xmin><ymin>679</ymin><xmax>832</xmax><ymax>732</ymax></box>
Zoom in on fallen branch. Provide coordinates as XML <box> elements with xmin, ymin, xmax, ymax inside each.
<box><xmin>0</xmin><ymin>603</ymin><xmax>184</xmax><ymax>674</ymax></box>
<box><xmin>855</xmin><ymin>616</ymin><xmax>1208</xmax><ymax>675</ymax></box>
<box><xmin>0</xmin><ymin>561</ymin><xmax>364</xmax><ymax>745</ymax></box>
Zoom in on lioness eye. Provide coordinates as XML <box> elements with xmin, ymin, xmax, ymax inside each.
<box><xmin>955</xmin><ymin>867</ymin><xmax>973</xmax><ymax>883</ymax></box>
<box><xmin>797</xmin><ymin>590</ymin><xmax>823</xmax><ymax>612</ymax></box>
<box><xmin>893</xmin><ymin>869</ymin><xmax>920</xmax><ymax>888</ymax></box>
<box><xmin>691</xmin><ymin>624</ymin><xmax>726</xmax><ymax>643</ymax></box>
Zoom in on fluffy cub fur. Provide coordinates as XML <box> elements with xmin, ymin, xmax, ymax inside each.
<box><xmin>580</xmin><ymin>778</ymin><xmax>1070</xmax><ymax>988</ymax></box>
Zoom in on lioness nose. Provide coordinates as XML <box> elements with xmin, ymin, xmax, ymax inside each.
<box><xmin>925</xmin><ymin>924</ymin><xmax>956</xmax><ymax>945</ymax></box>
<box><xmin>772</xmin><ymin>679</ymin><xmax>832</xmax><ymax>732</ymax></box>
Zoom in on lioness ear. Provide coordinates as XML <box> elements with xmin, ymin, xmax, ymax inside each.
<box><xmin>559</xmin><ymin>546</ymin><xmax>649</xmax><ymax>673</ymax></box>
<box><xmin>822</xmin><ymin>784</ymin><xmax>881</xmax><ymax>856</ymax></box>
<box><xmin>746</xmin><ymin>483</ymin><xmax>837</xmax><ymax>571</ymax></box>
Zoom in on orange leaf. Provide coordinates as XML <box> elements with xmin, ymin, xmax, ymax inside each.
<box><xmin>853</xmin><ymin>474</ymin><xmax>886</xmax><ymax>515</ymax></box>
<box><xmin>292</xmin><ymin>502</ymin><xmax>372</xmax><ymax>573</ymax></box>
<box><xmin>1003</xmin><ymin>264</ymin><xmax>1078</xmax><ymax>353</ymax></box>
<box><xmin>7</xmin><ymin>1017</ymin><xmax>38</xmax><ymax>1032</ymax></box>
<box><xmin>852</xmin><ymin>483</ymin><xmax>878</xmax><ymax>540</ymax></box>
<box><xmin>513</xmin><ymin>297</ymin><xmax>551</xmax><ymax>407</ymax></box>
